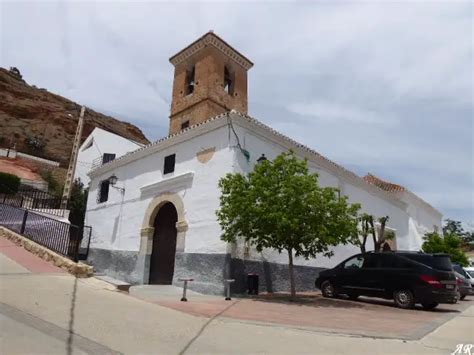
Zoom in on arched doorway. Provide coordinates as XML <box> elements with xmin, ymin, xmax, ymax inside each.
<box><xmin>149</xmin><ymin>202</ymin><xmax>178</xmax><ymax>284</ymax></box>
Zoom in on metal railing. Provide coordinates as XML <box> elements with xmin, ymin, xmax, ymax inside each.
<box><xmin>0</xmin><ymin>186</ymin><xmax>68</xmax><ymax>217</ymax></box>
<box><xmin>0</xmin><ymin>203</ymin><xmax>91</xmax><ymax>262</ymax></box>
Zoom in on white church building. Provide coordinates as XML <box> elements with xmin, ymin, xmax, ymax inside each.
<box><xmin>75</xmin><ymin>127</ymin><xmax>144</xmax><ymax>186</ymax></box>
<box><xmin>84</xmin><ymin>32</ymin><xmax>442</xmax><ymax>294</ymax></box>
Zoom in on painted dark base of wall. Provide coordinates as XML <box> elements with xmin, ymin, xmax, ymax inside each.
<box><xmin>173</xmin><ymin>252</ymin><xmax>231</xmax><ymax>295</ymax></box>
<box><xmin>87</xmin><ymin>249</ymin><xmax>324</xmax><ymax>295</ymax></box>
<box><xmin>231</xmin><ymin>258</ymin><xmax>324</xmax><ymax>295</ymax></box>
<box><xmin>87</xmin><ymin>248</ymin><xmax>149</xmax><ymax>285</ymax></box>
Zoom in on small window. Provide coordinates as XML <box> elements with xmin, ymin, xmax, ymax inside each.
<box><xmin>102</xmin><ymin>153</ymin><xmax>116</xmax><ymax>164</ymax></box>
<box><xmin>163</xmin><ymin>154</ymin><xmax>176</xmax><ymax>174</ymax></box>
<box><xmin>181</xmin><ymin>121</ymin><xmax>190</xmax><ymax>130</ymax></box>
<box><xmin>224</xmin><ymin>66</ymin><xmax>234</xmax><ymax>95</ymax></box>
<box><xmin>98</xmin><ymin>180</ymin><xmax>110</xmax><ymax>203</ymax></box>
<box><xmin>185</xmin><ymin>66</ymin><xmax>195</xmax><ymax>95</ymax></box>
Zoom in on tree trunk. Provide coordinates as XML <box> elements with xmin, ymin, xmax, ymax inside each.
<box><xmin>360</xmin><ymin>219</ymin><xmax>368</xmax><ymax>253</ymax></box>
<box><xmin>377</xmin><ymin>218</ymin><xmax>387</xmax><ymax>252</ymax></box>
<box><xmin>369</xmin><ymin>217</ymin><xmax>378</xmax><ymax>252</ymax></box>
<box><xmin>361</xmin><ymin>235</ymin><xmax>367</xmax><ymax>253</ymax></box>
<box><xmin>287</xmin><ymin>248</ymin><xmax>296</xmax><ymax>299</ymax></box>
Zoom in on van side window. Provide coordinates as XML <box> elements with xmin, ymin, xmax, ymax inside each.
<box><xmin>363</xmin><ymin>255</ymin><xmax>378</xmax><ymax>268</ymax></box>
<box><xmin>344</xmin><ymin>256</ymin><xmax>364</xmax><ymax>269</ymax></box>
<box><xmin>380</xmin><ymin>255</ymin><xmax>396</xmax><ymax>268</ymax></box>
<box><xmin>394</xmin><ymin>256</ymin><xmax>414</xmax><ymax>269</ymax></box>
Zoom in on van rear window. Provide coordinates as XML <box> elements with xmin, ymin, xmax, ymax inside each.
<box><xmin>431</xmin><ymin>256</ymin><xmax>453</xmax><ymax>271</ymax></box>
<box><xmin>402</xmin><ymin>254</ymin><xmax>453</xmax><ymax>271</ymax></box>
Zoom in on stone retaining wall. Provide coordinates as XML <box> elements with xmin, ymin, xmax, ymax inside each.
<box><xmin>0</xmin><ymin>226</ymin><xmax>93</xmax><ymax>277</ymax></box>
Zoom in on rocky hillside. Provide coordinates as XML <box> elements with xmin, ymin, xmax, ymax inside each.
<box><xmin>0</xmin><ymin>67</ymin><xmax>150</xmax><ymax>166</ymax></box>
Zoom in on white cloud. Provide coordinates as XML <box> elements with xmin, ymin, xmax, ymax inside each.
<box><xmin>288</xmin><ymin>101</ymin><xmax>399</xmax><ymax>125</ymax></box>
<box><xmin>0</xmin><ymin>0</ymin><xmax>472</xmax><ymax>224</ymax></box>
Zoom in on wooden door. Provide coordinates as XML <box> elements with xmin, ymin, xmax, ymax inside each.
<box><xmin>149</xmin><ymin>202</ymin><xmax>178</xmax><ymax>284</ymax></box>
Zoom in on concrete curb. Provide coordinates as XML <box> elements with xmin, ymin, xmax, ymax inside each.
<box><xmin>0</xmin><ymin>226</ymin><xmax>93</xmax><ymax>278</ymax></box>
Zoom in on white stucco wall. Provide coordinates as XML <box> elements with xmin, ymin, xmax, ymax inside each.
<box><xmin>85</xmin><ymin>113</ymin><xmax>442</xmax><ymax>273</ymax></box>
<box><xmin>231</xmin><ymin>123</ymin><xmax>410</xmax><ymax>268</ymax></box>
<box><xmin>75</xmin><ymin>128</ymin><xmax>142</xmax><ymax>186</ymax></box>
<box><xmin>86</xmin><ymin>125</ymin><xmax>236</xmax><ymax>254</ymax></box>
<box><xmin>400</xmin><ymin>191</ymin><xmax>442</xmax><ymax>250</ymax></box>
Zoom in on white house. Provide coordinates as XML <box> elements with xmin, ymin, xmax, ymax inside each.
<box><xmin>75</xmin><ymin>127</ymin><xmax>144</xmax><ymax>186</ymax></box>
<box><xmin>84</xmin><ymin>32</ymin><xmax>442</xmax><ymax>294</ymax></box>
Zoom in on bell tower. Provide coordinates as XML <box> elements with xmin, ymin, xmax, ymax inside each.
<box><xmin>168</xmin><ymin>31</ymin><xmax>254</xmax><ymax>135</ymax></box>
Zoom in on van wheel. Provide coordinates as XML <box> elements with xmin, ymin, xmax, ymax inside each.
<box><xmin>460</xmin><ymin>295</ymin><xmax>466</xmax><ymax>300</ymax></box>
<box><xmin>421</xmin><ymin>302</ymin><xmax>439</xmax><ymax>310</ymax></box>
<box><xmin>321</xmin><ymin>280</ymin><xmax>337</xmax><ymax>298</ymax></box>
<box><xmin>348</xmin><ymin>293</ymin><xmax>359</xmax><ymax>300</ymax></box>
<box><xmin>393</xmin><ymin>290</ymin><xmax>415</xmax><ymax>309</ymax></box>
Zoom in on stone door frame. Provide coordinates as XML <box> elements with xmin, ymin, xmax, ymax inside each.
<box><xmin>139</xmin><ymin>193</ymin><xmax>188</xmax><ymax>283</ymax></box>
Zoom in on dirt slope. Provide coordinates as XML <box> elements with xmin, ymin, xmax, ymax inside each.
<box><xmin>0</xmin><ymin>67</ymin><xmax>150</xmax><ymax>166</ymax></box>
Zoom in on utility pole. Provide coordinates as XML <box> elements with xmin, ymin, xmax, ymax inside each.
<box><xmin>61</xmin><ymin>106</ymin><xmax>86</xmax><ymax>209</ymax></box>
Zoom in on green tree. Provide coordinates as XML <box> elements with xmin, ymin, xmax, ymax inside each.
<box><xmin>422</xmin><ymin>231</ymin><xmax>469</xmax><ymax>266</ymax></box>
<box><xmin>358</xmin><ymin>214</ymin><xmax>395</xmax><ymax>253</ymax></box>
<box><xmin>443</xmin><ymin>219</ymin><xmax>464</xmax><ymax>236</ymax></box>
<box><xmin>216</xmin><ymin>151</ymin><xmax>361</xmax><ymax>297</ymax></box>
<box><xmin>68</xmin><ymin>179</ymin><xmax>88</xmax><ymax>227</ymax></box>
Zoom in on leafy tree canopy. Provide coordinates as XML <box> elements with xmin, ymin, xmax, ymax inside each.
<box><xmin>69</xmin><ymin>178</ymin><xmax>88</xmax><ymax>227</ymax></box>
<box><xmin>217</xmin><ymin>151</ymin><xmax>361</xmax><ymax>296</ymax></box>
<box><xmin>422</xmin><ymin>231</ymin><xmax>469</xmax><ymax>266</ymax></box>
<box><xmin>443</xmin><ymin>219</ymin><xmax>465</xmax><ymax>237</ymax></box>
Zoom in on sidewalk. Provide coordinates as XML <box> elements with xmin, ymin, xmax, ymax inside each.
<box><xmin>0</xmin><ymin>237</ymin><xmax>65</xmax><ymax>274</ymax></box>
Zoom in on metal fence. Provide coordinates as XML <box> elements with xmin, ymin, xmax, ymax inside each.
<box><xmin>0</xmin><ymin>186</ymin><xmax>68</xmax><ymax>217</ymax></box>
<box><xmin>0</xmin><ymin>203</ymin><xmax>91</xmax><ymax>262</ymax></box>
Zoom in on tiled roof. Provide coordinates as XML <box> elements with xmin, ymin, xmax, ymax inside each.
<box><xmin>363</xmin><ymin>174</ymin><xmax>406</xmax><ymax>193</ymax></box>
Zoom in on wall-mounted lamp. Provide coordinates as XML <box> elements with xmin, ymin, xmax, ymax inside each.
<box><xmin>109</xmin><ymin>174</ymin><xmax>125</xmax><ymax>193</ymax></box>
<box><xmin>257</xmin><ymin>154</ymin><xmax>267</xmax><ymax>163</ymax></box>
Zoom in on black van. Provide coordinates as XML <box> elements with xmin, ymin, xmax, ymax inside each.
<box><xmin>315</xmin><ymin>251</ymin><xmax>458</xmax><ymax>310</ymax></box>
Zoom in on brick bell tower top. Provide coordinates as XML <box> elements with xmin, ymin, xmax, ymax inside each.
<box><xmin>168</xmin><ymin>31</ymin><xmax>254</xmax><ymax>135</ymax></box>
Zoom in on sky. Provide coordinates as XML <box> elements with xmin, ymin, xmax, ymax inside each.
<box><xmin>1</xmin><ymin>0</ymin><xmax>472</xmax><ymax>226</ymax></box>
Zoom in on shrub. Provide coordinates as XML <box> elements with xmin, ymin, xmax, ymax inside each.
<box><xmin>40</xmin><ymin>170</ymin><xmax>63</xmax><ymax>198</ymax></box>
<box><xmin>0</xmin><ymin>172</ymin><xmax>21</xmax><ymax>194</ymax></box>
